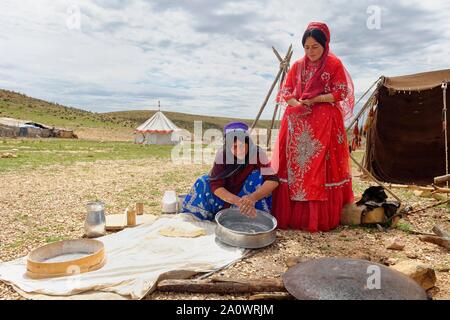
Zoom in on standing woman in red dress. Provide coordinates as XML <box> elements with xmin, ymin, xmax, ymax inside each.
<box><xmin>271</xmin><ymin>22</ymin><xmax>355</xmax><ymax>232</ymax></box>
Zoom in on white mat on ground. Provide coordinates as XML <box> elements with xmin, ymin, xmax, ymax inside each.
<box><xmin>0</xmin><ymin>214</ymin><xmax>245</xmax><ymax>300</ymax></box>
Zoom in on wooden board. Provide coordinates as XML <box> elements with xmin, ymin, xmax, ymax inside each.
<box><xmin>156</xmin><ymin>278</ymin><xmax>286</xmax><ymax>294</ymax></box>
<box><xmin>105</xmin><ymin>214</ymin><xmax>158</xmax><ymax>231</ymax></box>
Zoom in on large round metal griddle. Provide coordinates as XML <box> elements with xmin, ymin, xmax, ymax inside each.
<box><xmin>215</xmin><ymin>208</ymin><xmax>277</xmax><ymax>249</ymax></box>
<box><xmin>283</xmin><ymin>258</ymin><xmax>428</xmax><ymax>300</ymax></box>
<box><xmin>26</xmin><ymin>239</ymin><xmax>106</xmax><ymax>279</ymax></box>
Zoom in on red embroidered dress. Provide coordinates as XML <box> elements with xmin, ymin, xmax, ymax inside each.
<box><xmin>271</xmin><ymin>22</ymin><xmax>355</xmax><ymax>232</ymax></box>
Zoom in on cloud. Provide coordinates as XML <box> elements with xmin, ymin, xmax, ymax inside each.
<box><xmin>92</xmin><ymin>0</ymin><xmax>129</xmax><ymax>10</ymax></box>
<box><xmin>0</xmin><ymin>0</ymin><xmax>449</xmax><ymax>119</ymax></box>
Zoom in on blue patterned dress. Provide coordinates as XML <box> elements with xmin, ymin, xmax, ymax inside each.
<box><xmin>181</xmin><ymin>170</ymin><xmax>272</xmax><ymax>221</ymax></box>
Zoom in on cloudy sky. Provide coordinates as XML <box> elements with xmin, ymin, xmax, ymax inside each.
<box><xmin>1</xmin><ymin>0</ymin><xmax>449</xmax><ymax>119</ymax></box>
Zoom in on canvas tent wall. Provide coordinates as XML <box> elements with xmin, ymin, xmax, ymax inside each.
<box><xmin>134</xmin><ymin>111</ymin><xmax>191</xmax><ymax>145</ymax></box>
<box><xmin>364</xmin><ymin>69</ymin><xmax>450</xmax><ymax>185</ymax></box>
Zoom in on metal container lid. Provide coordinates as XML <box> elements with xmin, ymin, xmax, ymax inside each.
<box><xmin>283</xmin><ymin>258</ymin><xmax>428</xmax><ymax>300</ymax></box>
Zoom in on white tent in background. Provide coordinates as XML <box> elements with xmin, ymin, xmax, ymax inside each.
<box><xmin>134</xmin><ymin>111</ymin><xmax>191</xmax><ymax>145</ymax></box>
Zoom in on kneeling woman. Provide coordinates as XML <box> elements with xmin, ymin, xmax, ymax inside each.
<box><xmin>182</xmin><ymin>122</ymin><xmax>279</xmax><ymax>221</ymax></box>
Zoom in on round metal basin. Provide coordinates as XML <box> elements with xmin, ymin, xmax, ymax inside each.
<box><xmin>215</xmin><ymin>208</ymin><xmax>277</xmax><ymax>249</ymax></box>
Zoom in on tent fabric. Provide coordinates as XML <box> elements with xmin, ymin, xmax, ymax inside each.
<box><xmin>383</xmin><ymin>69</ymin><xmax>450</xmax><ymax>91</ymax></box>
<box><xmin>0</xmin><ymin>214</ymin><xmax>245</xmax><ymax>300</ymax></box>
<box><xmin>0</xmin><ymin>117</ymin><xmax>30</xmax><ymax>127</ymax></box>
<box><xmin>364</xmin><ymin>84</ymin><xmax>450</xmax><ymax>185</ymax></box>
<box><xmin>0</xmin><ymin>117</ymin><xmax>76</xmax><ymax>139</ymax></box>
<box><xmin>135</xmin><ymin>132</ymin><xmax>176</xmax><ymax>145</ymax></box>
<box><xmin>135</xmin><ymin>111</ymin><xmax>179</xmax><ymax>133</ymax></box>
<box><xmin>0</xmin><ymin>117</ymin><xmax>60</xmax><ymax>130</ymax></box>
<box><xmin>134</xmin><ymin>112</ymin><xmax>191</xmax><ymax>145</ymax></box>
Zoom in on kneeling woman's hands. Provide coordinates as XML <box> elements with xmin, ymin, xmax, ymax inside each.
<box><xmin>238</xmin><ymin>195</ymin><xmax>257</xmax><ymax>219</ymax></box>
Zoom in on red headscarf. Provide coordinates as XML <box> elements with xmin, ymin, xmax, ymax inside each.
<box><xmin>282</xmin><ymin>22</ymin><xmax>355</xmax><ymax>120</ymax></box>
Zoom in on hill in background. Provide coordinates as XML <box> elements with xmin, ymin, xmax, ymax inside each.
<box><xmin>104</xmin><ymin>110</ymin><xmax>276</xmax><ymax>133</ymax></box>
<box><xmin>0</xmin><ymin>90</ymin><xmax>278</xmax><ymax>141</ymax></box>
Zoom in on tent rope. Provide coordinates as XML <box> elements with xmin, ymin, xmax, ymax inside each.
<box><xmin>350</xmin><ymin>153</ymin><xmax>402</xmax><ymax>203</ymax></box>
<box><xmin>354</xmin><ymin>77</ymin><xmax>382</xmax><ymax>109</ymax></box>
<box><xmin>442</xmin><ymin>81</ymin><xmax>449</xmax><ymax>188</ymax></box>
<box><xmin>346</xmin><ymin>77</ymin><xmax>384</xmax><ymax>133</ymax></box>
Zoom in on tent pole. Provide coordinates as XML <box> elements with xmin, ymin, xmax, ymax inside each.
<box><xmin>267</xmin><ymin>103</ymin><xmax>279</xmax><ymax>150</ymax></box>
<box><xmin>349</xmin><ymin>153</ymin><xmax>402</xmax><ymax>203</ymax></box>
<box><xmin>346</xmin><ymin>76</ymin><xmax>402</xmax><ymax>203</ymax></box>
<box><xmin>346</xmin><ymin>77</ymin><xmax>384</xmax><ymax>133</ymax></box>
<box><xmin>267</xmin><ymin>49</ymin><xmax>292</xmax><ymax>150</ymax></box>
<box><xmin>251</xmin><ymin>45</ymin><xmax>292</xmax><ymax>131</ymax></box>
<box><xmin>251</xmin><ymin>66</ymin><xmax>283</xmax><ymax>131</ymax></box>
<box><xmin>442</xmin><ymin>82</ymin><xmax>449</xmax><ymax>189</ymax></box>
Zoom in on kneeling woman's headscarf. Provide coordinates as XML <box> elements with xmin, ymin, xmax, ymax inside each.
<box><xmin>209</xmin><ymin>122</ymin><xmax>259</xmax><ymax>181</ymax></box>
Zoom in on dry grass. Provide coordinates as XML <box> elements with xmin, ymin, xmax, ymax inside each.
<box><xmin>75</xmin><ymin>128</ymin><xmax>133</xmax><ymax>141</ymax></box>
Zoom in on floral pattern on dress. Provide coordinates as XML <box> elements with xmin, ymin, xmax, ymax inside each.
<box><xmin>321</xmin><ymin>72</ymin><xmax>331</xmax><ymax>82</ymax></box>
<box><xmin>286</xmin><ymin>115</ymin><xmax>324</xmax><ymax>201</ymax></box>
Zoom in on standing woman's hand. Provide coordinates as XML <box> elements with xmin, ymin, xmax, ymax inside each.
<box><xmin>287</xmin><ymin>98</ymin><xmax>302</xmax><ymax>107</ymax></box>
<box><xmin>299</xmin><ymin>99</ymin><xmax>314</xmax><ymax>107</ymax></box>
<box><xmin>287</xmin><ymin>98</ymin><xmax>312</xmax><ymax>116</ymax></box>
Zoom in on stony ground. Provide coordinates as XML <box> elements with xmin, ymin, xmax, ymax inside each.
<box><xmin>0</xmin><ymin>153</ymin><xmax>449</xmax><ymax>300</ymax></box>
<box><xmin>74</xmin><ymin>127</ymin><xmax>132</xmax><ymax>142</ymax></box>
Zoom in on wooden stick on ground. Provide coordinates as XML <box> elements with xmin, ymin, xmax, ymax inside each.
<box><xmin>249</xmin><ymin>293</ymin><xmax>294</xmax><ymax>301</ymax></box>
<box><xmin>432</xmin><ymin>225</ymin><xmax>450</xmax><ymax>239</ymax></box>
<box><xmin>406</xmin><ymin>200</ymin><xmax>450</xmax><ymax>215</ymax></box>
<box><xmin>419</xmin><ymin>224</ymin><xmax>450</xmax><ymax>250</ymax></box>
<box><xmin>388</xmin><ymin>184</ymin><xmax>450</xmax><ymax>194</ymax></box>
<box><xmin>409</xmin><ymin>230</ymin><xmax>438</xmax><ymax>237</ymax></box>
<box><xmin>434</xmin><ymin>174</ymin><xmax>450</xmax><ymax>186</ymax></box>
<box><xmin>419</xmin><ymin>235</ymin><xmax>450</xmax><ymax>250</ymax></box>
<box><xmin>156</xmin><ymin>278</ymin><xmax>286</xmax><ymax>294</ymax></box>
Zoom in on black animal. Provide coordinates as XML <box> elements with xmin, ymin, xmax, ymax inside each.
<box><xmin>357</xmin><ymin>186</ymin><xmax>400</xmax><ymax>219</ymax></box>
<box><xmin>356</xmin><ymin>186</ymin><xmax>387</xmax><ymax>206</ymax></box>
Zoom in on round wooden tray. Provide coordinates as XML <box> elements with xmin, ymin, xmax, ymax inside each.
<box><xmin>26</xmin><ymin>239</ymin><xmax>106</xmax><ymax>279</ymax></box>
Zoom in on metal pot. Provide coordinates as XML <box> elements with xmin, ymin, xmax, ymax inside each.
<box><xmin>177</xmin><ymin>194</ymin><xmax>187</xmax><ymax>213</ymax></box>
<box><xmin>84</xmin><ymin>201</ymin><xmax>106</xmax><ymax>238</ymax></box>
<box><xmin>215</xmin><ymin>208</ymin><xmax>277</xmax><ymax>249</ymax></box>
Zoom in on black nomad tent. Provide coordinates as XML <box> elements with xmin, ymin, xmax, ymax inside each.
<box><xmin>363</xmin><ymin>69</ymin><xmax>450</xmax><ymax>186</ymax></box>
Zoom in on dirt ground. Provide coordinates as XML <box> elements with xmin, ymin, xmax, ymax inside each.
<box><xmin>0</xmin><ymin>157</ymin><xmax>449</xmax><ymax>300</ymax></box>
<box><xmin>75</xmin><ymin>127</ymin><xmax>133</xmax><ymax>141</ymax></box>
